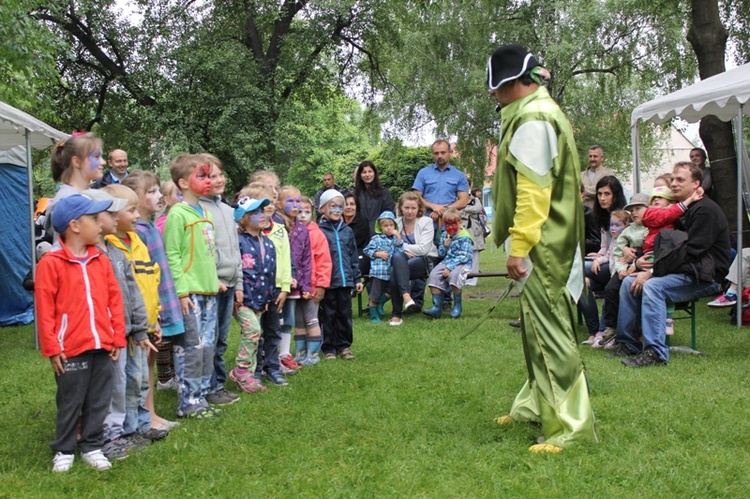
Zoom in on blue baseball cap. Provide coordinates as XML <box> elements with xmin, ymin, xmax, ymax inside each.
<box><xmin>234</xmin><ymin>197</ymin><xmax>271</xmax><ymax>223</ymax></box>
<box><xmin>52</xmin><ymin>194</ymin><xmax>113</xmax><ymax>233</ymax></box>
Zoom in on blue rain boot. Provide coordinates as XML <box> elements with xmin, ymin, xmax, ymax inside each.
<box><xmin>369</xmin><ymin>306</ymin><xmax>381</xmax><ymax>323</ymax></box>
<box><xmin>450</xmin><ymin>292</ymin><xmax>463</xmax><ymax>319</ymax></box>
<box><xmin>376</xmin><ymin>294</ymin><xmax>389</xmax><ymax>318</ymax></box>
<box><xmin>293</xmin><ymin>335</ymin><xmax>307</xmax><ymax>363</ymax></box>
<box><xmin>422</xmin><ymin>293</ymin><xmax>444</xmax><ymax>318</ymax></box>
<box><xmin>302</xmin><ymin>336</ymin><xmax>322</xmax><ymax>366</ymax></box>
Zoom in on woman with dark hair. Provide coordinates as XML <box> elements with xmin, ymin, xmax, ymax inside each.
<box><xmin>387</xmin><ymin>191</ymin><xmax>438</xmax><ymax>324</ymax></box>
<box><xmin>581</xmin><ymin>175</ymin><xmax>626</xmax><ymax>345</ymax></box>
<box><xmin>354</xmin><ymin>161</ymin><xmax>395</xmax><ymax>237</ymax></box>
<box><xmin>343</xmin><ymin>191</ymin><xmax>372</xmax><ymax>278</ymax></box>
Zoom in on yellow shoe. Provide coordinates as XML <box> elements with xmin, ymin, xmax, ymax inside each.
<box><xmin>529</xmin><ymin>443</ymin><xmax>562</xmax><ymax>454</ymax></box>
<box><xmin>494</xmin><ymin>415</ymin><xmax>514</xmax><ymax>425</ymax></box>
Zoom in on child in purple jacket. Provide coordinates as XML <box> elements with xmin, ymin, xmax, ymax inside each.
<box><xmin>276</xmin><ymin>186</ymin><xmax>312</xmax><ymax>371</ymax></box>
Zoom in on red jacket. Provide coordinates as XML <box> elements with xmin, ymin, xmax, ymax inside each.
<box><xmin>35</xmin><ymin>239</ymin><xmax>127</xmax><ymax>358</ymax></box>
<box><xmin>642</xmin><ymin>202</ymin><xmax>687</xmax><ymax>253</ymax></box>
<box><xmin>307</xmin><ymin>222</ymin><xmax>332</xmax><ymax>289</ymax></box>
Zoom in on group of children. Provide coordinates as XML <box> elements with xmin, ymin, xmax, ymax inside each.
<box><xmin>582</xmin><ymin>173</ymin><xmax>704</xmax><ymax>350</ymax></box>
<box><xmin>35</xmin><ymin>134</ymin><xmax>479</xmax><ymax>473</ymax></box>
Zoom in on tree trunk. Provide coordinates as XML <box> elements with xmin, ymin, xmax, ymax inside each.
<box><xmin>686</xmin><ymin>0</ymin><xmax>739</xmax><ymax>233</ymax></box>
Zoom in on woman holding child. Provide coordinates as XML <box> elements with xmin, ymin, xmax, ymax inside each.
<box><xmin>388</xmin><ymin>191</ymin><xmax>438</xmax><ymax>325</ymax></box>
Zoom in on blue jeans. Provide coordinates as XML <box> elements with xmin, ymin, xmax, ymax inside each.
<box><xmin>123</xmin><ymin>343</ymin><xmax>151</xmax><ymax>434</ymax></box>
<box><xmin>617</xmin><ymin>274</ymin><xmax>720</xmax><ymax>362</ymax></box>
<box><xmin>210</xmin><ymin>286</ymin><xmax>235</xmax><ymax>392</ymax></box>
<box><xmin>579</xmin><ymin>261</ymin><xmax>610</xmax><ymax>335</ymax></box>
<box><xmin>173</xmin><ymin>294</ymin><xmax>217</xmax><ymax>415</ymax></box>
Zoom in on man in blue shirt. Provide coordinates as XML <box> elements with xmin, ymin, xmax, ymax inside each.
<box><xmin>411</xmin><ymin>139</ymin><xmax>470</xmax><ymax>311</ymax></box>
<box><xmin>412</xmin><ymin>140</ymin><xmax>470</xmax><ymax>225</ymax></box>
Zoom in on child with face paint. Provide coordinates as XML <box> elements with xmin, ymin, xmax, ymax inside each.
<box><xmin>45</xmin><ymin>133</ymin><xmax>107</xmax><ymax>241</ymax></box>
<box><xmin>196</xmin><ymin>155</ymin><xmax>242</xmax><ymax>407</ymax></box>
<box><xmin>228</xmin><ymin>196</ymin><xmax>276</xmax><ymax>393</ymax></box>
<box><xmin>423</xmin><ymin>208</ymin><xmax>473</xmax><ymax>319</ymax></box>
<box><xmin>292</xmin><ymin>197</ymin><xmax>331</xmax><ymax>365</ymax></box>
<box><xmin>317</xmin><ymin>189</ymin><xmax>364</xmax><ymax>360</ymax></box>
<box><xmin>238</xmin><ymin>183</ymin><xmax>291</xmax><ymax>385</ymax></box>
<box><xmin>363</xmin><ymin>211</ymin><xmax>407</xmax><ymax>323</ymax></box>
<box><xmin>276</xmin><ymin>186</ymin><xmax>313</xmax><ymax>371</ymax></box>
<box><xmin>163</xmin><ymin>154</ymin><xmax>221</xmax><ymax>419</ymax></box>
<box><xmin>121</xmin><ymin>171</ymin><xmax>183</xmax><ymax>430</ymax></box>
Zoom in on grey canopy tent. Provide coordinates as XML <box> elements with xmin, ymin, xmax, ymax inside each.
<box><xmin>631</xmin><ymin>62</ymin><xmax>750</xmax><ymax>325</ymax></box>
<box><xmin>0</xmin><ymin>101</ymin><xmax>69</xmax><ymax>327</ymax></box>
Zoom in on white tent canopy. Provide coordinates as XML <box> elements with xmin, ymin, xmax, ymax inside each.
<box><xmin>631</xmin><ymin>62</ymin><xmax>749</xmax><ymax>327</ymax></box>
<box><xmin>0</xmin><ymin>101</ymin><xmax>68</xmax><ymax>150</ymax></box>
<box><xmin>632</xmin><ymin>63</ymin><xmax>750</xmax><ymax>125</ymax></box>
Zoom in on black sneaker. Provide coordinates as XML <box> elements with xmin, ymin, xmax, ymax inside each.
<box><xmin>622</xmin><ymin>349</ymin><xmax>667</xmax><ymax>368</ymax></box>
<box><xmin>605</xmin><ymin>344</ymin><xmax>637</xmax><ymax>358</ymax></box>
<box><xmin>509</xmin><ymin>319</ymin><xmax>521</xmax><ymax>328</ymax></box>
<box><xmin>206</xmin><ymin>388</ymin><xmax>241</xmax><ymax>406</ymax></box>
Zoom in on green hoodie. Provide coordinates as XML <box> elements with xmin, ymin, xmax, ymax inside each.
<box><xmin>163</xmin><ymin>202</ymin><xmax>220</xmax><ymax>297</ymax></box>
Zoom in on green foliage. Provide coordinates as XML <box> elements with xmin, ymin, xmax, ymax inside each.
<box><xmin>371</xmin><ymin>0</ymin><xmax>697</xmax><ymax>176</ymax></box>
<box><xmin>369</xmin><ymin>140</ymin><xmax>432</xmax><ymax>202</ymax></box>
<box><xmin>0</xmin><ymin>0</ymin><xmax>63</xmax><ymax>121</ymax></box>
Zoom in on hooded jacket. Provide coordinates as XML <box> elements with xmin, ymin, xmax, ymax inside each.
<box><xmin>286</xmin><ymin>219</ymin><xmax>313</xmax><ymax>294</ymax></box>
<box><xmin>363</xmin><ymin>211</ymin><xmax>403</xmax><ymax>280</ymax></box>
<box><xmin>163</xmin><ymin>202</ymin><xmax>219</xmax><ymax>297</ymax></box>
<box><xmin>200</xmin><ymin>195</ymin><xmax>242</xmax><ymax>289</ymax></box>
<box><xmin>318</xmin><ymin>217</ymin><xmax>361</xmax><ymax>288</ymax></box>
<box><xmin>306</xmin><ymin>221</ymin><xmax>332</xmax><ymax>289</ymax></box>
<box><xmin>103</xmin><ymin>240</ymin><xmax>149</xmax><ymax>343</ymax></box>
<box><xmin>105</xmin><ymin>231</ymin><xmax>161</xmax><ymax>332</ymax></box>
<box><xmin>35</xmin><ymin>239</ymin><xmax>127</xmax><ymax>358</ymax></box>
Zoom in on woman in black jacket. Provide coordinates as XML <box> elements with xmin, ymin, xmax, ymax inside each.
<box><xmin>354</xmin><ymin>161</ymin><xmax>395</xmax><ymax>237</ymax></box>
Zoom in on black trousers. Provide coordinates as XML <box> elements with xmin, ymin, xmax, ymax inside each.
<box><xmin>601</xmin><ymin>272</ymin><xmax>624</xmax><ymax>329</ymax></box>
<box><xmin>51</xmin><ymin>349</ymin><xmax>114</xmax><ymax>453</ymax></box>
<box><xmin>320</xmin><ymin>287</ymin><xmax>354</xmax><ymax>355</ymax></box>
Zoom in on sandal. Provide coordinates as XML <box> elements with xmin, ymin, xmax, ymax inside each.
<box><xmin>388</xmin><ymin>317</ymin><xmax>403</xmax><ymax>326</ymax></box>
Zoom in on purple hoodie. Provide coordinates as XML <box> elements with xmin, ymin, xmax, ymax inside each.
<box><xmin>288</xmin><ymin>219</ymin><xmax>313</xmax><ymax>294</ymax></box>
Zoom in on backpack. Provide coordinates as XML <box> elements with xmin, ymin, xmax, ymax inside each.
<box><xmin>652</xmin><ymin>229</ymin><xmax>688</xmax><ymax>277</ymax></box>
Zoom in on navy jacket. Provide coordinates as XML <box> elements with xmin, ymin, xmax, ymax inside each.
<box><xmin>318</xmin><ymin>217</ymin><xmax>361</xmax><ymax>288</ymax></box>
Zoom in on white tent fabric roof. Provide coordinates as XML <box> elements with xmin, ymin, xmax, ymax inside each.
<box><xmin>631</xmin><ymin>62</ymin><xmax>750</xmax><ymax>125</ymax></box>
<box><xmin>0</xmin><ymin>101</ymin><xmax>69</xmax><ymax>150</ymax></box>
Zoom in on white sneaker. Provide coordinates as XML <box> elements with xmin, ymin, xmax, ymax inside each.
<box><xmin>52</xmin><ymin>452</ymin><xmax>75</xmax><ymax>473</ymax></box>
<box><xmin>81</xmin><ymin>449</ymin><xmax>112</xmax><ymax>471</ymax></box>
<box><xmin>157</xmin><ymin>377</ymin><xmax>178</xmax><ymax>391</ymax></box>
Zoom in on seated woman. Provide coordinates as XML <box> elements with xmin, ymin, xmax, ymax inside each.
<box><xmin>388</xmin><ymin>191</ymin><xmax>438</xmax><ymax>325</ymax></box>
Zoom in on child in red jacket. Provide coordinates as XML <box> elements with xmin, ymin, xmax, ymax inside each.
<box><xmin>35</xmin><ymin>194</ymin><xmax>127</xmax><ymax>473</ymax></box>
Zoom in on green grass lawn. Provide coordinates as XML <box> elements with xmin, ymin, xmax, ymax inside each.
<box><xmin>2</xmin><ymin>246</ymin><xmax>750</xmax><ymax>497</ymax></box>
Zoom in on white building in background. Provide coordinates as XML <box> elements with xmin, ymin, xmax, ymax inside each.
<box><xmin>625</xmin><ymin>124</ymin><xmax>698</xmax><ymax>195</ymax></box>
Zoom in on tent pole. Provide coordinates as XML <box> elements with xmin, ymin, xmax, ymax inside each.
<box><xmin>25</xmin><ymin>130</ymin><xmax>39</xmax><ymax>348</ymax></box>
<box><xmin>632</xmin><ymin>122</ymin><xmax>641</xmax><ymax>193</ymax></box>
<box><xmin>735</xmin><ymin>105</ymin><xmax>744</xmax><ymax>328</ymax></box>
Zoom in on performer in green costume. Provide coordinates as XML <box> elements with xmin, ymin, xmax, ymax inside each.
<box><xmin>487</xmin><ymin>45</ymin><xmax>597</xmax><ymax>452</ymax></box>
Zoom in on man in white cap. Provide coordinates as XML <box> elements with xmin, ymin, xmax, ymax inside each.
<box><xmin>487</xmin><ymin>44</ymin><xmax>596</xmax><ymax>452</ymax></box>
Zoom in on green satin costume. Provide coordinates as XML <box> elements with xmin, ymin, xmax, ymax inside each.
<box><xmin>491</xmin><ymin>86</ymin><xmax>597</xmax><ymax>447</ymax></box>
